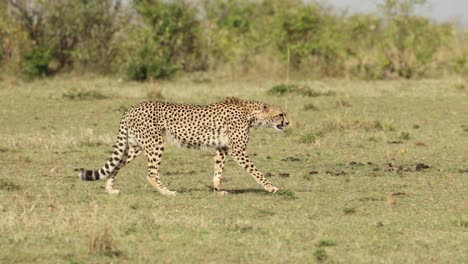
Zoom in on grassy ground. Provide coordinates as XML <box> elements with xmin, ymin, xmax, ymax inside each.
<box><xmin>0</xmin><ymin>75</ymin><xmax>466</xmax><ymax>263</ymax></box>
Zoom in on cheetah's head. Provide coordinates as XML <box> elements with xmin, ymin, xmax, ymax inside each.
<box><xmin>252</xmin><ymin>104</ymin><xmax>289</xmax><ymax>131</ymax></box>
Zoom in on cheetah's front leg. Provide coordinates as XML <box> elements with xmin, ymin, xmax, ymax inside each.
<box><xmin>230</xmin><ymin>148</ymin><xmax>279</xmax><ymax>193</ymax></box>
<box><xmin>213</xmin><ymin>147</ymin><xmax>228</xmax><ymax>195</ymax></box>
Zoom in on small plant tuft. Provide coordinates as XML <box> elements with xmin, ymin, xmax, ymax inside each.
<box><xmin>399</xmin><ymin>131</ymin><xmax>411</xmax><ymax>140</ymax></box>
<box><xmin>454</xmin><ymin>83</ymin><xmax>465</xmax><ymax>91</ymax></box>
<box><xmin>0</xmin><ymin>147</ymin><xmax>14</xmax><ymax>153</ymax></box>
<box><xmin>277</xmin><ymin>189</ymin><xmax>297</xmax><ymax>199</ymax></box>
<box><xmin>317</xmin><ymin>239</ymin><xmax>337</xmax><ymax>247</ymax></box>
<box><xmin>0</xmin><ymin>179</ymin><xmax>21</xmax><ymax>191</ymax></box>
<box><xmin>255</xmin><ymin>209</ymin><xmax>275</xmax><ymax>218</ymax></box>
<box><xmin>267</xmin><ymin>84</ymin><xmax>298</xmax><ymax>95</ymax></box>
<box><xmin>63</xmin><ymin>90</ymin><xmax>109</xmax><ymax>100</ymax></box>
<box><xmin>451</xmin><ymin>217</ymin><xmax>468</xmax><ymax>228</ymax></box>
<box><xmin>146</xmin><ymin>90</ymin><xmax>164</xmax><ymax>100</ymax></box>
<box><xmin>299</xmin><ymin>132</ymin><xmax>322</xmax><ymax>144</ymax></box>
<box><xmin>268</xmin><ymin>84</ymin><xmax>335</xmax><ymax>97</ymax></box>
<box><xmin>79</xmin><ymin>140</ymin><xmax>107</xmax><ymax>148</ymax></box>
<box><xmin>313</xmin><ymin>248</ymin><xmax>328</xmax><ymax>262</ymax></box>
<box><xmin>335</xmin><ymin>98</ymin><xmax>351</xmax><ymax>108</ymax></box>
<box><xmin>229</xmin><ymin>224</ymin><xmax>255</xmax><ymax>233</ymax></box>
<box><xmin>298</xmin><ymin>88</ymin><xmax>335</xmax><ymax>97</ymax></box>
<box><xmin>343</xmin><ymin>207</ymin><xmax>356</xmax><ymax>214</ymax></box>
<box><xmin>303</xmin><ymin>103</ymin><xmax>319</xmax><ymax>111</ymax></box>
<box><xmin>67</xmin><ymin>257</ymin><xmax>84</xmax><ymax>264</ymax></box>
<box><xmin>88</xmin><ymin>227</ymin><xmax>121</xmax><ymax>257</ymax></box>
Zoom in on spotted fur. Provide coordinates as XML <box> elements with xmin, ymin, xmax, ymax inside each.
<box><xmin>76</xmin><ymin>97</ymin><xmax>289</xmax><ymax>196</ymax></box>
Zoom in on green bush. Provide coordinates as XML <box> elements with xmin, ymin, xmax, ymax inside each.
<box><xmin>24</xmin><ymin>47</ymin><xmax>54</xmax><ymax>77</ymax></box>
<box><xmin>125</xmin><ymin>0</ymin><xmax>201</xmax><ymax>80</ymax></box>
<box><xmin>452</xmin><ymin>53</ymin><xmax>467</xmax><ymax>76</ymax></box>
<box><xmin>271</xmin><ymin>2</ymin><xmax>346</xmax><ymax>76</ymax></box>
<box><xmin>200</xmin><ymin>0</ymin><xmax>271</xmax><ymax>72</ymax></box>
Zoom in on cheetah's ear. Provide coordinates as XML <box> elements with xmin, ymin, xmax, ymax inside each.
<box><xmin>263</xmin><ymin>104</ymin><xmax>275</xmax><ymax>114</ymax></box>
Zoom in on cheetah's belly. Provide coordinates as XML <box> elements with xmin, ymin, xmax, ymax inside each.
<box><xmin>164</xmin><ymin>125</ymin><xmax>229</xmax><ymax>149</ymax></box>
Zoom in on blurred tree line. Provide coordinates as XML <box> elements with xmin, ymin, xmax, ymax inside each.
<box><xmin>0</xmin><ymin>0</ymin><xmax>466</xmax><ymax>80</ymax></box>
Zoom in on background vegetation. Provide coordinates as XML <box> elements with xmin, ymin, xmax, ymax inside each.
<box><xmin>0</xmin><ymin>0</ymin><xmax>467</xmax><ymax>80</ymax></box>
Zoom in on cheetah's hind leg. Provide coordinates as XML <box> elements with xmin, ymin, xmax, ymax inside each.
<box><xmin>77</xmin><ymin>120</ymin><xmax>138</xmax><ymax>195</ymax></box>
<box><xmin>143</xmin><ymin>137</ymin><xmax>177</xmax><ymax>196</ymax></box>
<box><xmin>213</xmin><ymin>147</ymin><xmax>229</xmax><ymax>195</ymax></box>
<box><xmin>105</xmin><ymin>143</ymin><xmax>143</xmax><ymax>194</ymax></box>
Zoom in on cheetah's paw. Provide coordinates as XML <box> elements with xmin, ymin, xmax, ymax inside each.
<box><xmin>162</xmin><ymin>190</ymin><xmax>178</xmax><ymax>196</ymax></box>
<box><xmin>107</xmin><ymin>189</ymin><xmax>120</xmax><ymax>195</ymax></box>
<box><xmin>266</xmin><ymin>186</ymin><xmax>279</xmax><ymax>193</ymax></box>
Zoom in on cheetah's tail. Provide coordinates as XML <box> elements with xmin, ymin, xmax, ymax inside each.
<box><xmin>75</xmin><ymin>168</ymin><xmax>102</xmax><ymax>181</ymax></box>
<box><xmin>76</xmin><ymin>114</ymin><xmax>130</xmax><ymax>181</ymax></box>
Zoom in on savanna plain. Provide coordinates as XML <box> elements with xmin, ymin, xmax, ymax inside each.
<box><xmin>0</xmin><ymin>76</ymin><xmax>466</xmax><ymax>263</ymax></box>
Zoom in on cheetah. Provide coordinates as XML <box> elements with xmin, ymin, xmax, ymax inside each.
<box><xmin>76</xmin><ymin>97</ymin><xmax>289</xmax><ymax>196</ymax></box>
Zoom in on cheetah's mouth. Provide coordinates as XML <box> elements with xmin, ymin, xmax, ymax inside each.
<box><xmin>275</xmin><ymin>124</ymin><xmax>285</xmax><ymax>131</ymax></box>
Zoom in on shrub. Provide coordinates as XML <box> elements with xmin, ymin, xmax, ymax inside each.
<box><xmin>126</xmin><ymin>0</ymin><xmax>202</xmax><ymax>80</ymax></box>
<box><xmin>24</xmin><ymin>47</ymin><xmax>54</xmax><ymax>77</ymax></box>
<box><xmin>201</xmin><ymin>0</ymin><xmax>269</xmax><ymax>72</ymax></box>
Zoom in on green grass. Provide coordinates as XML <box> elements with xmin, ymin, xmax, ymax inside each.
<box><xmin>0</xmin><ymin>76</ymin><xmax>467</xmax><ymax>263</ymax></box>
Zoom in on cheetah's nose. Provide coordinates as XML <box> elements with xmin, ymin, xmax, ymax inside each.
<box><xmin>285</xmin><ymin>121</ymin><xmax>289</xmax><ymax>126</ymax></box>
